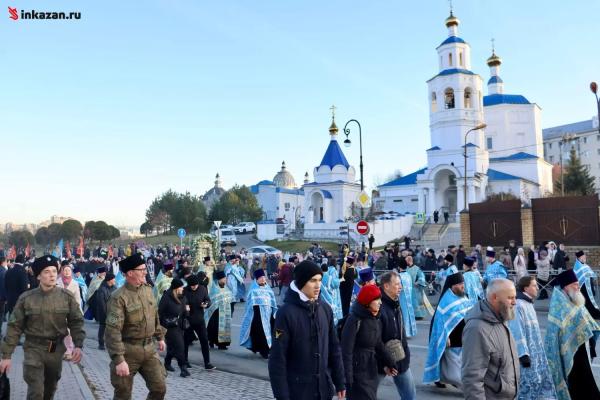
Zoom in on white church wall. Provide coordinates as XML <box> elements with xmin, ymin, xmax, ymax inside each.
<box><xmin>257</xmin><ymin>222</ymin><xmax>283</xmax><ymax>241</ymax></box>
<box><xmin>489</xmin><ymin>160</ymin><xmax>540</xmax><ymax>184</ymax></box>
<box><xmin>483</xmin><ymin>103</ymin><xmax>541</xmax><ymax>159</ymax></box>
<box><xmin>370</xmin><ymin>216</ymin><xmax>415</xmax><ymax>247</ymax></box>
<box><xmin>255</xmin><ymin>186</ymin><xmax>278</xmax><ymax>220</ymax></box>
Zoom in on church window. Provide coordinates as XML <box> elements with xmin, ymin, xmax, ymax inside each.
<box><xmin>597</xmin><ymin>135</ymin><xmax>600</xmax><ymax>142</ymax></box>
<box><xmin>284</xmin><ymin>202</ymin><xmax>290</xmax><ymax>211</ymax></box>
<box><xmin>548</xmin><ymin>142</ymin><xmax>552</xmax><ymax>149</ymax></box>
<box><xmin>411</xmin><ymin>198</ymin><xmax>418</xmax><ymax>202</ymax></box>
<box><xmin>448</xmin><ymin>53</ymin><xmax>453</xmax><ymax>67</ymax></box>
<box><xmin>549</xmin><ymin>156</ymin><xmax>554</xmax><ymax>163</ymax></box>
<box><xmin>459</xmin><ymin>52</ymin><xmax>463</xmax><ymax>67</ymax></box>
<box><xmin>583</xmin><ymin>137</ymin><xmax>587</xmax><ymax>144</ymax></box>
<box><xmin>431</xmin><ymin>92</ymin><xmax>437</xmax><ymax>112</ymax></box>
<box><xmin>444</xmin><ymin>88</ymin><xmax>455</xmax><ymax>109</ymax></box>
<box><xmin>464</xmin><ymin>88</ymin><xmax>472</xmax><ymax>108</ymax></box>
<box><xmin>486</xmin><ymin>137</ymin><xmax>493</xmax><ymax>149</ymax></box>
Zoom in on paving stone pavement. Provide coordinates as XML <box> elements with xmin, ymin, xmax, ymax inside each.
<box><xmin>7</xmin><ymin>344</ymin><xmax>94</xmax><ymax>399</ymax></box>
<box><xmin>80</xmin><ymin>339</ymin><xmax>275</xmax><ymax>400</ymax></box>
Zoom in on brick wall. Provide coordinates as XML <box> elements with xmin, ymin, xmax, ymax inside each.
<box><xmin>459</xmin><ymin>211</ymin><xmax>470</xmax><ymax>248</ymax></box>
<box><xmin>521</xmin><ymin>207</ymin><xmax>534</xmax><ymax>248</ymax></box>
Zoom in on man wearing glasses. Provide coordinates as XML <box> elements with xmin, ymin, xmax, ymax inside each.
<box><xmin>104</xmin><ymin>253</ymin><xmax>167</xmax><ymax>399</ymax></box>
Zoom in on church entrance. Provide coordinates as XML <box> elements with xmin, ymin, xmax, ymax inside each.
<box><xmin>311</xmin><ymin>192</ymin><xmax>324</xmax><ymax>222</ymax></box>
<box><xmin>433</xmin><ymin>168</ymin><xmax>458</xmax><ymax>216</ymax></box>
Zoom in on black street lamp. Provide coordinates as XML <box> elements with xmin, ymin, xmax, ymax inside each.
<box><xmin>591</xmin><ymin>82</ymin><xmax>600</xmax><ymax>135</ymax></box>
<box><xmin>343</xmin><ymin>119</ymin><xmax>364</xmax><ymax>218</ymax></box>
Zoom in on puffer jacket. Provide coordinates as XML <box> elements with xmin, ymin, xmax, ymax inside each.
<box><xmin>462</xmin><ymin>300</ymin><xmax>520</xmax><ymax>400</ymax></box>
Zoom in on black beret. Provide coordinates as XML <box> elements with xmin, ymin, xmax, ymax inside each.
<box><xmin>32</xmin><ymin>255</ymin><xmax>59</xmax><ymax>276</ymax></box>
<box><xmin>119</xmin><ymin>253</ymin><xmax>145</xmax><ymax>273</ymax></box>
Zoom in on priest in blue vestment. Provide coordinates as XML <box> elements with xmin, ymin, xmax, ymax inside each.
<box><xmin>462</xmin><ymin>257</ymin><xmax>484</xmax><ymax>307</ymax></box>
<box><xmin>508</xmin><ymin>276</ymin><xmax>556</xmax><ymax>400</ymax></box>
<box><xmin>423</xmin><ymin>272</ymin><xmax>471</xmax><ymax>389</ymax></box>
<box><xmin>545</xmin><ymin>269</ymin><xmax>600</xmax><ymax>400</ymax></box>
<box><xmin>483</xmin><ymin>248</ymin><xmax>507</xmax><ymax>285</ymax></box>
<box><xmin>240</xmin><ymin>269</ymin><xmax>277</xmax><ymax>359</ymax></box>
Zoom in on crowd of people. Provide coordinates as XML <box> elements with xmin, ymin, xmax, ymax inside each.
<box><xmin>0</xmin><ymin>237</ymin><xmax>599</xmax><ymax>399</ymax></box>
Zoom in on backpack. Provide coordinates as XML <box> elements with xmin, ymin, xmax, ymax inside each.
<box><xmin>336</xmin><ymin>315</ymin><xmax>361</xmax><ymax>341</ymax></box>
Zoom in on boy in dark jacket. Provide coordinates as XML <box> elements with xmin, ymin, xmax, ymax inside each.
<box><xmin>183</xmin><ymin>274</ymin><xmax>214</xmax><ymax>370</ymax></box>
<box><xmin>95</xmin><ymin>272</ymin><xmax>117</xmax><ymax>350</ymax></box>
<box><xmin>378</xmin><ymin>271</ymin><xmax>416</xmax><ymax>400</ymax></box>
<box><xmin>268</xmin><ymin>260</ymin><xmax>345</xmax><ymax>400</ymax></box>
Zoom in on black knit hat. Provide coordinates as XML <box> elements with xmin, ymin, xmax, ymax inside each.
<box><xmin>444</xmin><ymin>254</ymin><xmax>454</xmax><ymax>263</ymax></box>
<box><xmin>170</xmin><ymin>278</ymin><xmax>184</xmax><ymax>290</ymax></box>
<box><xmin>293</xmin><ymin>260</ymin><xmax>323</xmax><ymax>290</ymax></box>
<box><xmin>186</xmin><ymin>275</ymin><xmax>200</xmax><ymax>286</ymax></box>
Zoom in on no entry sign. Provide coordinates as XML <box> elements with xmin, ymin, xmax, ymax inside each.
<box><xmin>356</xmin><ymin>220</ymin><xmax>369</xmax><ymax>235</ymax></box>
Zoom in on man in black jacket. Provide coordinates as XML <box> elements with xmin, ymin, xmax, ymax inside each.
<box><xmin>183</xmin><ymin>274</ymin><xmax>214</xmax><ymax>370</ymax></box>
<box><xmin>268</xmin><ymin>260</ymin><xmax>345</xmax><ymax>400</ymax></box>
<box><xmin>5</xmin><ymin>254</ymin><xmax>29</xmax><ymax>315</ymax></box>
<box><xmin>95</xmin><ymin>271</ymin><xmax>116</xmax><ymax>350</ymax></box>
<box><xmin>378</xmin><ymin>271</ymin><xmax>416</xmax><ymax>400</ymax></box>
<box><xmin>0</xmin><ymin>257</ymin><xmax>7</xmax><ymax>335</ymax></box>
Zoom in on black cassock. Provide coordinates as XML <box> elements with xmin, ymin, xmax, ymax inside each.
<box><xmin>207</xmin><ymin>303</ymin><xmax>234</xmax><ymax>349</ymax></box>
<box><xmin>248</xmin><ymin>305</ymin><xmax>274</xmax><ymax>358</ymax></box>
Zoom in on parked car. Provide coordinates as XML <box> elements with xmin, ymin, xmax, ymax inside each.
<box><xmin>210</xmin><ymin>224</ymin><xmax>234</xmax><ymax>235</ymax></box>
<box><xmin>233</xmin><ymin>222</ymin><xmax>256</xmax><ymax>234</ymax></box>
<box><xmin>218</xmin><ymin>229</ymin><xmax>237</xmax><ymax>247</ymax></box>
<box><xmin>246</xmin><ymin>245</ymin><xmax>282</xmax><ymax>258</ymax></box>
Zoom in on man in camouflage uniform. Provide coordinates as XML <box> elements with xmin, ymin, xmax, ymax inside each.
<box><xmin>0</xmin><ymin>255</ymin><xmax>85</xmax><ymax>399</ymax></box>
<box><xmin>105</xmin><ymin>253</ymin><xmax>167</xmax><ymax>400</ymax></box>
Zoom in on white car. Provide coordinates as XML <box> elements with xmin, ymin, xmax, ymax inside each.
<box><xmin>246</xmin><ymin>245</ymin><xmax>282</xmax><ymax>259</ymax></box>
<box><xmin>218</xmin><ymin>229</ymin><xmax>237</xmax><ymax>247</ymax></box>
<box><xmin>233</xmin><ymin>222</ymin><xmax>256</xmax><ymax>234</ymax></box>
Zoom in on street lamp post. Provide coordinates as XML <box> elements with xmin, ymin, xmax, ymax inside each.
<box><xmin>343</xmin><ymin>119</ymin><xmax>364</xmax><ymax>213</ymax></box>
<box><xmin>591</xmin><ymin>82</ymin><xmax>600</xmax><ymax>135</ymax></box>
<box><xmin>463</xmin><ymin>123</ymin><xmax>487</xmax><ymax>211</ymax></box>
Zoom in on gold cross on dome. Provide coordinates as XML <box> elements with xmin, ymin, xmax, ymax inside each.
<box><xmin>330</xmin><ymin>104</ymin><xmax>336</xmax><ymax>119</ymax></box>
<box><xmin>448</xmin><ymin>0</ymin><xmax>453</xmax><ymax>14</ymax></box>
<box><xmin>491</xmin><ymin>38</ymin><xmax>495</xmax><ymax>53</ymax></box>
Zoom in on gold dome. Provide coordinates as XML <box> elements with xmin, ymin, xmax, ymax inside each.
<box><xmin>445</xmin><ymin>13</ymin><xmax>460</xmax><ymax>27</ymax></box>
<box><xmin>487</xmin><ymin>52</ymin><xmax>502</xmax><ymax>67</ymax></box>
<box><xmin>329</xmin><ymin>118</ymin><xmax>339</xmax><ymax>135</ymax></box>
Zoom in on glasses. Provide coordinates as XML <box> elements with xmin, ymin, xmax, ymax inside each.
<box><xmin>132</xmin><ymin>267</ymin><xmax>147</xmax><ymax>272</ymax></box>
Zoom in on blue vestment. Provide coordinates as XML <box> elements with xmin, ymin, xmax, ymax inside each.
<box><xmin>545</xmin><ymin>287</ymin><xmax>600</xmax><ymax>399</ymax></box>
<box><xmin>508</xmin><ymin>296</ymin><xmax>557</xmax><ymax>400</ymax></box>
<box><xmin>240</xmin><ymin>281</ymin><xmax>277</xmax><ymax>350</ymax></box>
<box><xmin>225</xmin><ymin>263</ymin><xmax>246</xmax><ymax>301</ymax></box>
<box><xmin>574</xmin><ymin>259</ymin><xmax>600</xmax><ymax>311</ymax></box>
<box><xmin>483</xmin><ymin>260</ymin><xmax>507</xmax><ymax>284</ymax></box>
<box><xmin>423</xmin><ymin>290</ymin><xmax>471</xmax><ymax>384</ymax></box>
<box><xmin>399</xmin><ymin>271</ymin><xmax>417</xmax><ymax>337</ymax></box>
<box><xmin>321</xmin><ymin>267</ymin><xmax>343</xmax><ymax>324</ymax></box>
<box><xmin>463</xmin><ymin>271</ymin><xmax>484</xmax><ymax>307</ymax></box>
<box><xmin>205</xmin><ymin>280</ymin><xmax>234</xmax><ymax>344</ymax></box>
<box><xmin>407</xmin><ymin>265</ymin><xmax>428</xmax><ymax>318</ymax></box>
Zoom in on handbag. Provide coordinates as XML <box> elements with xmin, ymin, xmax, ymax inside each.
<box><xmin>162</xmin><ymin>316</ymin><xmax>179</xmax><ymax>328</ymax></box>
<box><xmin>385</xmin><ymin>339</ymin><xmax>405</xmax><ymax>363</ymax></box>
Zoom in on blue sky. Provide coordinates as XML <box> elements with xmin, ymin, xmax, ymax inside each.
<box><xmin>2</xmin><ymin>1</ymin><xmax>599</xmax><ymax>226</ymax></box>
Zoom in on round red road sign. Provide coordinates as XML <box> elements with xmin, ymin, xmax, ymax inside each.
<box><xmin>356</xmin><ymin>220</ymin><xmax>369</xmax><ymax>235</ymax></box>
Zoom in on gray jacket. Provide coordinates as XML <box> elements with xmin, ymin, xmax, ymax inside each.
<box><xmin>461</xmin><ymin>300</ymin><xmax>520</xmax><ymax>400</ymax></box>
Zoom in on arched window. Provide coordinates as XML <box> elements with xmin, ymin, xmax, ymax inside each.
<box><xmin>444</xmin><ymin>88</ymin><xmax>455</xmax><ymax>109</ymax></box>
<box><xmin>464</xmin><ymin>88</ymin><xmax>472</xmax><ymax>108</ymax></box>
<box><xmin>448</xmin><ymin>53</ymin><xmax>453</xmax><ymax>67</ymax></box>
<box><xmin>459</xmin><ymin>52</ymin><xmax>463</xmax><ymax>67</ymax></box>
<box><xmin>431</xmin><ymin>92</ymin><xmax>437</xmax><ymax>112</ymax></box>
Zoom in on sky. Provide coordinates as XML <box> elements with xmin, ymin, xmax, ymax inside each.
<box><xmin>2</xmin><ymin>1</ymin><xmax>599</xmax><ymax>227</ymax></box>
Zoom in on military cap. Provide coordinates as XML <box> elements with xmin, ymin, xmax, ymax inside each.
<box><xmin>119</xmin><ymin>253</ymin><xmax>145</xmax><ymax>273</ymax></box>
<box><xmin>32</xmin><ymin>255</ymin><xmax>59</xmax><ymax>276</ymax></box>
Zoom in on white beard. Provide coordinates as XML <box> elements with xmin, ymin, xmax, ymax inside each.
<box><xmin>567</xmin><ymin>289</ymin><xmax>585</xmax><ymax>307</ymax></box>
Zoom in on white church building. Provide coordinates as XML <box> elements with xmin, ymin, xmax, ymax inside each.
<box><xmin>378</xmin><ymin>12</ymin><xmax>553</xmax><ymax>217</ymax></box>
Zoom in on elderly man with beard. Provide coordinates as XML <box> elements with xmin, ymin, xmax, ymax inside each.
<box><xmin>508</xmin><ymin>276</ymin><xmax>556</xmax><ymax>399</ymax></box>
<box><xmin>545</xmin><ymin>269</ymin><xmax>600</xmax><ymax>400</ymax></box>
<box><xmin>462</xmin><ymin>278</ymin><xmax>520</xmax><ymax>399</ymax></box>
<box><xmin>423</xmin><ymin>272</ymin><xmax>471</xmax><ymax>389</ymax></box>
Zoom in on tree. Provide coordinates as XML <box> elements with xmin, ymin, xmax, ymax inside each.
<box><xmin>555</xmin><ymin>148</ymin><xmax>596</xmax><ymax>195</ymax></box>
<box><xmin>61</xmin><ymin>219</ymin><xmax>83</xmax><ymax>241</ymax></box>
<box><xmin>483</xmin><ymin>192</ymin><xmax>519</xmax><ymax>202</ymax></box>
<box><xmin>92</xmin><ymin>221</ymin><xmax>112</xmax><ymax>241</ymax></box>
<box><xmin>84</xmin><ymin>221</ymin><xmax>96</xmax><ymax>241</ymax></box>
<box><xmin>110</xmin><ymin>225</ymin><xmax>121</xmax><ymax>240</ymax></box>
<box><xmin>145</xmin><ymin>190</ymin><xmax>209</xmax><ymax>234</ymax></box>
<box><xmin>209</xmin><ymin>185</ymin><xmax>263</xmax><ymax>224</ymax></box>
<box><xmin>140</xmin><ymin>221</ymin><xmax>154</xmax><ymax>237</ymax></box>
<box><xmin>47</xmin><ymin>223</ymin><xmax>62</xmax><ymax>244</ymax></box>
<box><xmin>34</xmin><ymin>227</ymin><xmax>51</xmax><ymax>246</ymax></box>
<box><xmin>9</xmin><ymin>230</ymin><xmax>35</xmax><ymax>249</ymax></box>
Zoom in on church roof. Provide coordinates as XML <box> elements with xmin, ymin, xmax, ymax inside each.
<box><xmin>321</xmin><ymin>190</ymin><xmax>333</xmax><ymax>199</ymax></box>
<box><xmin>489</xmin><ymin>152</ymin><xmax>538</xmax><ymax>162</ymax></box>
<box><xmin>379</xmin><ymin>168</ymin><xmax>427</xmax><ymax>187</ymax></box>
<box><xmin>487</xmin><ymin>76</ymin><xmax>503</xmax><ymax>85</ymax></box>
<box><xmin>486</xmin><ymin>169</ymin><xmax>522</xmax><ymax>181</ymax></box>
<box><xmin>543</xmin><ymin>119</ymin><xmax>595</xmax><ymax>140</ymax></box>
<box><xmin>319</xmin><ymin>139</ymin><xmax>350</xmax><ymax>169</ymax></box>
<box><xmin>426</xmin><ymin>146</ymin><xmax>441</xmax><ymax>151</ymax></box>
<box><xmin>273</xmin><ymin>161</ymin><xmax>297</xmax><ymax>189</ymax></box>
<box><xmin>437</xmin><ymin>36</ymin><xmax>466</xmax><ymax>48</ymax></box>
<box><xmin>428</xmin><ymin>68</ymin><xmax>475</xmax><ymax>82</ymax></box>
<box><xmin>483</xmin><ymin>94</ymin><xmax>530</xmax><ymax>106</ymax></box>
<box><xmin>201</xmin><ymin>186</ymin><xmax>225</xmax><ymax>200</ymax></box>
